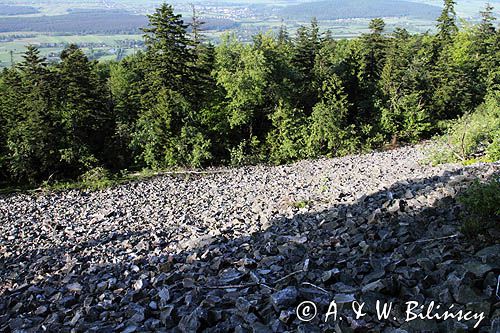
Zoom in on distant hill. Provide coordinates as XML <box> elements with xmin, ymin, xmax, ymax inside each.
<box><xmin>0</xmin><ymin>5</ymin><xmax>39</xmax><ymax>16</ymax></box>
<box><xmin>0</xmin><ymin>10</ymin><xmax>239</xmax><ymax>34</ymax></box>
<box><xmin>279</xmin><ymin>0</ymin><xmax>442</xmax><ymax>20</ymax></box>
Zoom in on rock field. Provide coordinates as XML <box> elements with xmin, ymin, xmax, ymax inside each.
<box><xmin>0</xmin><ymin>144</ymin><xmax>499</xmax><ymax>332</ymax></box>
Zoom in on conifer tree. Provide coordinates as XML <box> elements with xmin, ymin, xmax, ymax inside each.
<box><xmin>190</xmin><ymin>4</ymin><xmax>204</xmax><ymax>45</ymax></box>
<box><xmin>475</xmin><ymin>4</ymin><xmax>498</xmax><ymax>90</ymax></box>
<box><xmin>132</xmin><ymin>88</ymin><xmax>189</xmax><ymax>168</ymax></box>
<box><xmin>307</xmin><ymin>75</ymin><xmax>353</xmax><ymax>157</ymax></box>
<box><xmin>277</xmin><ymin>21</ymin><xmax>290</xmax><ymax>46</ymax></box>
<box><xmin>109</xmin><ymin>53</ymin><xmax>145</xmax><ymax>168</ymax></box>
<box><xmin>436</xmin><ymin>0</ymin><xmax>458</xmax><ymax>46</ymax></box>
<box><xmin>214</xmin><ymin>35</ymin><xmax>269</xmax><ymax>133</ymax></box>
<box><xmin>292</xmin><ymin>18</ymin><xmax>322</xmax><ymax>113</ymax></box>
<box><xmin>136</xmin><ymin>4</ymin><xmax>214</xmax><ymax>169</ymax></box>
<box><xmin>0</xmin><ymin>70</ymin><xmax>7</xmax><ymax>181</ymax></box>
<box><xmin>266</xmin><ymin>100</ymin><xmax>306</xmax><ymax>163</ymax></box>
<box><xmin>479</xmin><ymin>3</ymin><xmax>496</xmax><ymax>36</ymax></box>
<box><xmin>355</xmin><ymin>18</ymin><xmax>387</xmax><ymax>137</ymax></box>
<box><xmin>363</xmin><ymin>18</ymin><xmax>387</xmax><ymax>82</ymax></box>
<box><xmin>56</xmin><ymin>44</ymin><xmax>111</xmax><ymax>175</ymax></box>
<box><xmin>380</xmin><ymin>29</ymin><xmax>431</xmax><ymax>142</ymax></box>
<box><xmin>142</xmin><ymin>3</ymin><xmax>194</xmax><ymax>99</ymax></box>
<box><xmin>3</xmin><ymin>46</ymin><xmax>59</xmax><ymax>183</ymax></box>
<box><xmin>0</xmin><ymin>2</ymin><xmax>498</xmax><ymax>186</ymax></box>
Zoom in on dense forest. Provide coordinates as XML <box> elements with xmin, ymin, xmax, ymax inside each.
<box><xmin>279</xmin><ymin>0</ymin><xmax>442</xmax><ymax>20</ymax></box>
<box><xmin>0</xmin><ymin>1</ymin><xmax>499</xmax><ymax>186</ymax></box>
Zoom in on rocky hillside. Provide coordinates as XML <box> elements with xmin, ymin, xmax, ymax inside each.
<box><xmin>0</xmin><ymin>144</ymin><xmax>499</xmax><ymax>332</ymax></box>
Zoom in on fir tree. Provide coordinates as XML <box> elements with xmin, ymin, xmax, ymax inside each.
<box><xmin>292</xmin><ymin>18</ymin><xmax>322</xmax><ymax>113</ymax></box>
<box><xmin>436</xmin><ymin>0</ymin><xmax>458</xmax><ymax>46</ymax></box>
<box><xmin>307</xmin><ymin>75</ymin><xmax>353</xmax><ymax>157</ymax></box>
<box><xmin>142</xmin><ymin>3</ymin><xmax>194</xmax><ymax>98</ymax></box>
<box><xmin>479</xmin><ymin>3</ymin><xmax>496</xmax><ymax>36</ymax></box>
<box><xmin>190</xmin><ymin>4</ymin><xmax>204</xmax><ymax>45</ymax></box>
<box><xmin>3</xmin><ymin>46</ymin><xmax>59</xmax><ymax>183</ymax></box>
<box><xmin>56</xmin><ymin>44</ymin><xmax>111</xmax><ymax>175</ymax></box>
<box><xmin>380</xmin><ymin>29</ymin><xmax>431</xmax><ymax>142</ymax></box>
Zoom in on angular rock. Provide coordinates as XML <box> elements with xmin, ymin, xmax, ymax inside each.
<box><xmin>270</xmin><ymin>287</ymin><xmax>298</xmax><ymax>311</ymax></box>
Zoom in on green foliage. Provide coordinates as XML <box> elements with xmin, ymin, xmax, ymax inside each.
<box><xmin>229</xmin><ymin>136</ymin><xmax>263</xmax><ymax>166</ymax></box>
<box><xmin>431</xmin><ymin>29</ymin><xmax>486</xmax><ymax>121</ymax></box>
<box><xmin>108</xmin><ymin>55</ymin><xmax>144</xmax><ymax>168</ymax></box>
<box><xmin>175</xmin><ymin>125</ymin><xmax>212</xmax><ymax>168</ymax></box>
<box><xmin>486</xmin><ymin>135</ymin><xmax>500</xmax><ymax>161</ymax></box>
<box><xmin>458</xmin><ymin>176</ymin><xmax>500</xmax><ymax>237</ymax></box>
<box><xmin>380</xmin><ymin>92</ymin><xmax>431</xmax><ymax>142</ymax></box>
<box><xmin>380</xmin><ymin>29</ymin><xmax>433</xmax><ymax>142</ymax></box>
<box><xmin>430</xmin><ymin>90</ymin><xmax>500</xmax><ymax>164</ymax></box>
<box><xmin>74</xmin><ymin>166</ymin><xmax>114</xmax><ymax>190</ymax></box>
<box><xmin>57</xmin><ymin>44</ymin><xmax>112</xmax><ymax>176</ymax></box>
<box><xmin>307</xmin><ymin>75</ymin><xmax>355</xmax><ymax>157</ymax></box>
<box><xmin>291</xmin><ymin>200</ymin><xmax>311</xmax><ymax>209</ymax></box>
<box><xmin>0</xmin><ymin>70</ymin><xmax>7</xmax><ymax>181</ymax></box>
<box><xmin>133</xmin><ymin>89</ymin><xmax>188</xmax><ymax>169</ymax></box>
<box><xmin>266</xmin><ymin>101</ymin><xmax>306</xmax><ymax>164</ymax></box>
<box><xmin>436</xmin><ymin>0</ymin><xmax>458</xmax><ymax>45</ymax></box>
<box><xmin>131</xmin><ymin>4</ymin><xmax>214</xmax><ymax>170</ymax></box>
<box><xmin>142</xmin><ymin>3</ymin><xmax>194</xmax><ymax>98</ymax></box>
<box><xmin>0</xmin><ymin>3</ymin><xmax>499</xmax><ymax>189</ymax></box>
<box><xmin>214</xmin><ymin>34</ymin><xmax>270</xmax><ymax>129</ymax></box>
<box><xmin>1</xmin><ymin>46</ymin><xmax>61</xmax><ymax>184</ymax></box>
<box><xmin>292</xmin><ymin>19</ymin><xmax>321</xmax><ymax>112</ymax></box>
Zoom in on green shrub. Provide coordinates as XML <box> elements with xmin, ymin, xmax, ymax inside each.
<box><xmin>291</xmin><ymin>200</ymin><xmax>312</xmax><ymax>209</ymax></box>
<box><xmin>458</xmin><ymin>176</ymin><xmax>500</xmax><ymax>238</ymax></box>
<box><xmin>229</xmin><ymin>136</ymin><xmax>264</xmax><ymax>166</ymax></box>
<box><xmin>40</xmin><ymin>167</ymin><xmax>114</xmax><ymax>192</ymax></box>
<box><xmin>429</xmin><ymin>91</ymin><xmax>500</xmax><ymax>165</ymax></box>
<box><xmin>485</xmin><ymin>131</ymin><xmax>500</xmax><ymax>161</ymax></box>
<box><xmin>266</xmin><ymin>101</ymin><xmax>307</xmax><ymax>164</ymax></box>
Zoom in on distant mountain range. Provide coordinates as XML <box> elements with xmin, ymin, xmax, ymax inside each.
<box><xmin>279</xmin><ymin>0</ymin><xmax>442</xmax><ymax>20</ymax></box>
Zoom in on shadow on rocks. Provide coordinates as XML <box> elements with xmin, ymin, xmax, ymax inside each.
<box><xmin>0</xmin><ymin>166</ymin><xmax>499</xmax><ymax>333</ymax></box>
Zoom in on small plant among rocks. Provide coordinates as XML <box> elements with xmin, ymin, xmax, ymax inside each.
<box><xmin>291</xmin><ymin>200</ymin><xmax>312</xmax><ymax>209</ymax></box>
<box><xmin>458</xmin><ymin>175</ymin><xmax>500</xmax><ymax>239</ymax></box>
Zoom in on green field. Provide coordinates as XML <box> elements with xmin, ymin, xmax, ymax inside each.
<box><xmin>0</xmin><ymin>34</ymin><xmax>143</xmax><ymax>67</ymax></box>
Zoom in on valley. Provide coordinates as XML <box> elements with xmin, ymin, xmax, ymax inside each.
<box><xmin>0</xmin><ymin>0</ymin><xmax>497</xmax><ymax>67</ymax></box>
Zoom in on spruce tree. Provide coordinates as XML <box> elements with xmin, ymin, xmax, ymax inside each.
<box><xmin>56</xmin><ymin>44</ymin><xmax>111</xmax><ymax>175</ymax></box>
<box><xmin>136</xmin><ymin>5</ymin><xmax>213</xmax><ymax>169</ymax></box>
<box><xmin>133</xmin><ymin>88</ymin><xmax>189</xmax><ymax>169</ymax></box>
<box><xmin>354</xmin><ymin>18</ymin><xmax>387</xmax><ymax>139</ymax></box>
<box><xmin>190</xmin><ymin>4</ymin><xmax>204</xmax><ymax>45</ymax></box>
<box><xmin>436</xmin><ymin>0</ymin><xmax>458</xmax><ymax>46</ymax></box>
<box><xmin>0</xmin><ymin>70</ymin><xmax>7</xmax><ymax>181</ymax></box>
<box><xmin>363</xmin><ymin>18</ymin><xmax>387</xmax><ymax>82</ymax></box>
<box><xmin>292</xmin><ymin>18</ymin><xmax>321</xmax><ymax>113</ymax></box>
<box><xmin>266</xmin><ymin>100</ymin><xmax>306</xmax><ymax>163</ymax></box>
<box><xmin>475</xmin><ymin>4</ymin><xmax>498</xmax><ymax>90</ymax></box>
<box><xmin>109</xmin><ymin>53</ymin><xmax>145</xmax><ymax>168</ymax></box>
<box><xmin>277</xmin><ymin>22</ymin><xmax>290</xmax><ymax>46</ymax></box>
<box><xmin>380</xmin><ymin>29</ymin><xmax>431</xmax><ymax>142</ymax></box>
<box><xmin>307</xmin><ymin>75</ymin><xmax>353</xmax><ymax>157</ymax></box>
<box><xmin>3</xmin><ymin>46</ymin><xmax>59</xmax><ymax>183</ymax></box>
<box><xmin>479</xmin><ymin>3</ymin><xmax>496</xmax><ymax>36</ymax></box>
<box><xmin>142</xmin><ymin>3</ymin><xmax>194</xmax><ymax>99</ymax></box>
